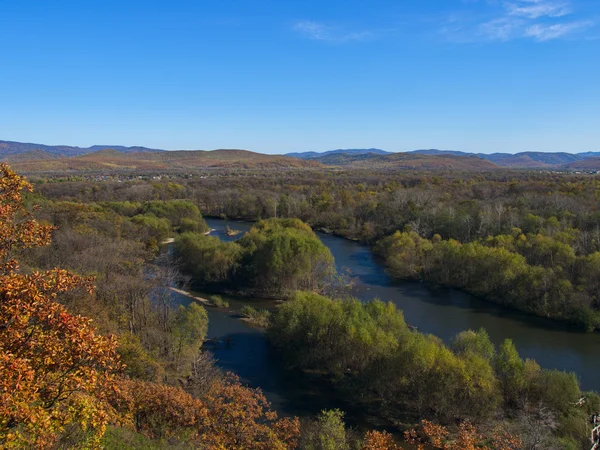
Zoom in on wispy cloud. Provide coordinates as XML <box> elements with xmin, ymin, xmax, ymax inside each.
<box><xmin>506</xmin><ymin>0</ymin><xmax>571</xmax><ymax>19</ymax></box>
<box><xmin>525</xmin><ymin>20</ymin><xmax>593</xmax><ymax>40</ymax></box>
<box><xmin>479</xmin><ymin>17</ymin><xmax>525</xmax><ymax>40</ymax></box>
<box><xmin>443</xmin><ymin>0</ymin><xmax>595</xmax><ymax>42</ymax></box>
<box><xmin>293</xmin><ymin>21</ymin><xmax>373</xmax><ymax>43</ymax></box>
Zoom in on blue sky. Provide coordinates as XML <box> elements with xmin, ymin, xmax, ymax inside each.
<box><xmin>1</xmin><ymin>0</ymin><xmax>598</xmax><ymax>154</ymax></box>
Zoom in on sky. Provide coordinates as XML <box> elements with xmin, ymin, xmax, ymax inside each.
<box><xmin>1</xmin><ymin>0</ymin><xmax>599</xmax><ymax>154</ymax></box>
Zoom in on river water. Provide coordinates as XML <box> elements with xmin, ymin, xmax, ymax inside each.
<box><xmin>169</xmin><ymin>218</ymin><xmax>600</xmax><ymax>420</ymax></box>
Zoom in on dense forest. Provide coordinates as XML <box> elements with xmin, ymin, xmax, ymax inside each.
<box><xmin>33</xmin><ymin>168</ymin><xmax>600</xmax><ymax>329</ymax></box>
<box><xmin>2</xmin><ymin>165</ymin><xmax>600</xmax><ymax>448</ymax></box>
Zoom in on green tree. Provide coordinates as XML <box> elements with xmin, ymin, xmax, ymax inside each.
<box><xmin>300</xmin><ymin>409</ymin><xmax>349</xmax><ymax>450</ymax></box>
<box><xmin>495</xmin><ymin>339</ymin><xmax>526</xmax><ymax>408</ymax></box>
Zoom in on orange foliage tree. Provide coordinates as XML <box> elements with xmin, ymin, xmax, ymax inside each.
<box><xmin>404</xmin><ymin>420</ymin><xmax>522</xmax><ymax>450</ymax></box>
<box><xmin>0</xmin><ymin>164</ymin><xmax>121</xmax><ymax>448</ymax></box>
<box><xmin>199</xmin><ymin>374</ymin><xmax>300</xmax><ymax>449</ymax></box>
<box><xmin>362</xmin><ymin>430</ymin><xmax>402</xmax><ymax>450</ymax></box>
<box><xmin>113</xmin><ymin>375</ymin><xmax>300</xmax><ymax>449</ymax></box>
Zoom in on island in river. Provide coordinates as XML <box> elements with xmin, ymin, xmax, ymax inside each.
<box><xmin>168</xmin><ymin>217</ymin><xmax>600</xmax><ymax>424</ymax></box>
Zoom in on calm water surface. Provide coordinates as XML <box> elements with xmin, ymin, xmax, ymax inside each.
<box><xmin>170</xmin><ymin>218</ymin><xmax>600</xmax><ymax>421</ymax></box>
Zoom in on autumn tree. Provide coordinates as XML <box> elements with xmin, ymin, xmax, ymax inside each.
<box><xmin>0</xmin><ymin>164</ymin><xmax>121</xmax><ymax>448</ymax></box>
<box><xmin>112</xmin><ymin>375</ymin><xmax>300</xmax><ymax>449</ymax></box>
<box><xmin>405</xmin><ymin>420</ymin><xmax>522</xmax><ymax>450</ymax></box>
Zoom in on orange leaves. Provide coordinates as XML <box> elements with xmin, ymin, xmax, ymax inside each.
<box><xmin>404</xmin><ymin>420</ymin><xmax>522</xmax><ymax>450</ymax></box>
<box><xmin>0</xmin><ymin>270</ymin><xmax>121</xmax><ymax>448</ymax></box>
<box><xmin>0</xmin><ymin>165</ymin><xmax>120</xmax><ymax>448</ymax></box>
<box><xmin>112</xmin><ymin>378</ymin><xmax>208</xmax><ymax>436</ymax></box>
<box><xmin>0</xmin><ymin>164</ymin><xmax>53</xmax><ymax>274</ymax></box>
<box><xmin>196</xmin><ymin>374</ymin><xmax>299</xmax><ymax>449</ymax></box>
<box><xmin>0</xmin><ymin>164</ymin><xmax>301</xmax><ymax>448</ymax></box>
<box><xmin>110</xmin><ymin>375</ymin><xmax>300</xmax><ymax>449</ymax></box>
<box><xmin>361</xmin><ymin>430</ymin><xmax>403</xmax><ymax>450</ymax></box>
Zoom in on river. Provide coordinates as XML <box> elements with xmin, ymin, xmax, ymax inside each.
<box><xmin>169</xmin><ymin>218</ymin><xmax>600</xmax><ymax>420</ymax></box>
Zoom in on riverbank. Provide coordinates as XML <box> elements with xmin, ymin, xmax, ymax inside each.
<box><xmin>169</xmin><ymin>287</ymin><xmax>210</xmax><ymax>305</ymax></box>
<box><xmin>198</xmin><ymin>218</ymin><xmax>600</xmax><ymax>392</ymax></box>
<box><xmin>204</xmin><ymin>214</ymin><xmax>600</xmax><ymax>333</ymax></box>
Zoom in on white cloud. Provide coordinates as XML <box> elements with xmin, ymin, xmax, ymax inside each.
<box><xmin>525</xmin><ymin>21</ymin><xmax>593</xmax><ymax>40</ymax></box>
<box><xmin>479</xmin><ymin>17</ymin><xmax>524</xmax><ymax>40</ymax></box>
<box><xmin>443</xmin><ymin>0</ymin><xmax>595</xmax><ymax>42</ymax></box>
<box><xmin>506</xmin><ymin>1</ymin><xmax>571</xmax><ymax>19</ymax></box>
<box><xmin>293</xmin><ymin>21</ymin><xmax>372</xmax><ymax>43</ymax></box>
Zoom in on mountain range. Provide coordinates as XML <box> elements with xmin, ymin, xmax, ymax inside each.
<box><xmin>0</xmin><ymin>140</ymin><xmax>161</xmax><ymax>158</ymax></box>
<box><xmin>286</xmin><ymin>148</ymin><xmax>392</xmax><ymax>159</ymax></box>
<box><xmin>2</xmin><ymin>140</ymin><xmax>600</xmax><ymax>172</ymax></box>
<box><xmin>408</xmin><ymin>149</ymin><xmax>600</xmax><ymax>168</ymax></box>
<box><xmin>290</xmin><ymin>148</ymin><xmax>600</xmax><ymax>169</ymax></box>
<box><xmin>0</xmin><ymin>142</ymin><xmax>321</xmax><ymax>172</ymax></box>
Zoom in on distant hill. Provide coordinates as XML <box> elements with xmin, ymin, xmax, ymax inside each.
<box><xmin>410</xmin><ymin>149</ymin><xmax>475</xmax><ymax>158</ymax></box>
<box><xmin>0</xmin><ymin>140</ymin><xmax>163</xmax><ymax>158</ymax></box>
<box><xmin>5</xmin><ymin>148</ymin><xmax>323</xmax><ymax>173</ymax></box>
<box><xmin>286</xmin><ymin>148</ymin><xmax>392</xmax><ymax>159</ymax></box>
<box><xmin>3</xmin><ymin>139</ymin><xmax>600</xmax><ymax>171</ymax></box>
<box><xmin>312</xmin><ymin>152</ymin><xmax>498</xmax><ymax>170</ymax></box>
<box><xmin>481</xmin><ymin>152</ymin><xmax>582</xmax><ymax>168</ymax></box>
<box><xmin>576</xmin><ymin>152</ymin><xmax>600</xmax><ymax>158</ymax></box>
<box><xmin>562</xmin><ymin>158</ymin><xmax>600</xmax><ymax>171</ymax></box>
<box><xmin>1</xmin><ymin>150</ymin><xmax>59</xmax><ymax>162</ymax></box>
<box><xmin>298</xmin><ymin>148</ymin><xmax>600</xmax><ymax>169</ymax></box>
<box><xmin>410</xmin><ymin>149</ymin><xmax>596</xmax><ymax>168</ymax></box>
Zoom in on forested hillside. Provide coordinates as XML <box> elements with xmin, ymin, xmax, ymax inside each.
<box><xmin>2</xmin><ymin>148</ymin><xmax>323</xmax><ymax>172</ymax></box>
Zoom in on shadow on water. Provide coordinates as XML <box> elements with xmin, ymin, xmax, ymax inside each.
<box><xmin>203</xmin><ymin>305</ymin><xmax>371</xmax><ymax>427</ymax></box>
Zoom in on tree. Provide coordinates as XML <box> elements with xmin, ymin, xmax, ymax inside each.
<box><xmin>0</xmin><ymin>164</ymin><xmax>121</xmax><ymax>448</ymax></box>
<box><xmin>172</xmin><ymin>303</ymin><xmax>208</xmax><ymax>373</ymax></box>
<box><xmin>451</xmin><ymin>328</ymin><xmax>495</xmax><ymax>362</ymax></box>
<box><xmin>495</xmin><ymin>339</ymin><xmax>525</xmax><ymax>408</ymax></box>
<box><xmin>405</xmin><ymin>420</ymin><xmax>522</xmax><ymax>450</ymax></box>
<box><xmin>300</xmin><ymin>409</ymin><xmax>349</xmax><ymax>450</ymax></box>
<box><xmin>361</xmin><ymin>430</ymin><xmax>401</xmax><ymax>450</ymax></box>
<box><xmin>174</xmin><ymin>232</ymin><xmax>243</xmax><ymax>285</ymax></box>
<box><xmin>240</xmin><ymin>219</ymin><xmax>335</xmax><ymax>296</ymax></box>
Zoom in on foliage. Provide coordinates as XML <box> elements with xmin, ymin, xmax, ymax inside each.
<box><xmin>0</xmin><ymin>164</ymin><xmax>121</xmax><ymax>449</ymax></box>
<box><xmin>376</xmin><ymin>231</ymin><xmax>600</xmax><ymax>330</ymax></box>
<box><xmin>238</xmin><ymin>218</ymin><xmax>335</xmax><ymax>296</ymax></box>
<box><xmin>269</xmin><ymin>292</ymin><xmax>407</xmax><ymax>378</ymax></box>
<box><xmin>299</xmin><ymin>409</ymin><xmax>349</xmax><ymax>450</ymax></box>
<box><xmin>172</xmin><ymin>303</ymin><xmax>209</xmax><ymax>375</ymax></box>
<box><xmin>175</xmin><ymin>232</ymin><xmax>243</xmax><ymax>285</ymax></box>
<box><xmin>405</xmin><ymin>420</ymin><xmax>522</xmax><ymax>450</ymax></box>
<box><xmin>112</xmin><ymin>375</ymin><xmax>300</xmax><ymax>449</ymax></box>
<box><xmin>175</xmin><ymin>218</ymin><xmax>335</xmax><ymax>297</ymax></box>
<box><xmin>1</xmin><ymin>165</ymin><xmax>301</xmax><ymax>449</ymax></box>
<box><xmin>361</xmin><ymin>430</ymin><xmax>401</xmax><ymax>450</ymax></box>
<box><xmin>269</xmin><ymin>291</ymin><xmax>588</xmax><ymax>443</ymax></box>
<box><xmin>240</xmin><ymin>305</ymin><xmax>272</xmax><ymax>328</ymax></box>
<box><xmin>209</xmin><ymin>294</ymin><xmax>229</xmax><ymax>308</ymax></box>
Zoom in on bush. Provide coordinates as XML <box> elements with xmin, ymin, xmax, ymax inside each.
<box><xmin>240</xmin><ymin>305</ymin><xmax>271</xmax><ymax>328</ymax></box>
<box><xmin>210</xmin><ymin>295</ymin><xmax>229</xmax><ymax>308</ymax></box>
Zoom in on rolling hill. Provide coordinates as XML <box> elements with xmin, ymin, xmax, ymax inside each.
<box><xmin>286</xmin><ymin>148</ymin><xmax>391</xmax><ymax>159</ymax></box>
<box><xmin>410</xmin><ymin>149</ymin><xmax>595</xmax><ymax>168</ymax></box>
<box><xmin>4</xmin><ymin>148</ymin><xmax>323</xmax><ymax>173</ymax></box>
<box><xmin>0</xmin><ymin>140</ymin><xmax>161</xmax><ymax>157</ymax></box>
<box><xmin>481</xmin><ymin>152</ymin><xmax>582</xmax><ymax>168</ymax></box>
<box><xmin>311</xmin><ymin>152</ymin><xmax>498</xmax><ymax>170</ymax></box>
<box><xmin>562</xmin><ymin>158</ymin><xmax>600</xmax><ymax>170</ymax></box>
<box><xmin>3</xmin><ymin>139</ymin><xmax>600</xmax><ymax>172</ymax></box>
